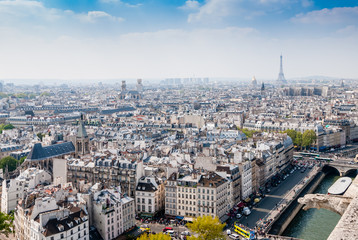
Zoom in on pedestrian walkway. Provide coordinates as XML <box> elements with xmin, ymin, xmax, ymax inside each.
<box><xmin>256</xmin><ymin>166</ymin><xmax>322</xmax><ymax>234</ymax></box>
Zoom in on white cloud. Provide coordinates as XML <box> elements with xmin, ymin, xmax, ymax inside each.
<box><xmin>188</xmin><ymin>0</ymin><xmax>238</xmax><ymax>23</ymax></box>
<box><xmin>336</xmin><ymin>25</ymin><xmax>358</xmax><ymax>35</ymax></box>
<box><xmin>186</xmin><ymin>0</ymin><xmax>299</xmax><ymax>23</ymax></box>
<box><xmin>178</xmin><ymin>0</ymin><xmax>200</xmax><ymax>11</ymax></box>
<box><xmin>79</xmin><ymin>11</ymin><xmax>124</xmax><ymax>23</ymax></box>
<box><xmin>292</xmin><ymin>7</ymin><xmax>358</xmax><ymax>24</ymax></box>
<box><xmin>0</xmin><ymin>0</ymin><xmax>124</xmax><ymax>26</ymax></box>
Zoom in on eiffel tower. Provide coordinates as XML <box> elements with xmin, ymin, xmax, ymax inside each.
<box><xmin>277</xmin><ymin>54</ymin><xmax>287</xmax><ymax>84</ymax></box>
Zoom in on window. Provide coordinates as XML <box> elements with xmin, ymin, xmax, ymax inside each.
<box><xmin>78</xmin><ymin>226</ymin><xmax>80</xmax><ymax>231</ymax></box>
<box><xmin>61</xmin><ymin>233</ymin><xmax>64</xmax><ymax>239</ymax></box>
<box><xmin>78</xmin><ymin>233</ymin><xmax>81</xmax><ymax>238</ymax></box>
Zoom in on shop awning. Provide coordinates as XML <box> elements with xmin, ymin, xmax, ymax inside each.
<box><xmin>220</xmin><ymin>214</ymin><xmax>230</xmax><ymax>223</ymax></box>
<box><xmin>183</xmin><ymin>217</ymin><xmax>193</xmax><ymax>222</ymax></box>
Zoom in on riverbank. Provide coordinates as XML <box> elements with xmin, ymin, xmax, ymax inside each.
<box><xmin>256</xmin><ymin>166</ymin><xmax>322</xmax><ymax>234</ymax></box>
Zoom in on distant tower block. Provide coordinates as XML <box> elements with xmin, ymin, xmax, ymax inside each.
<box><xmin>251</xmin><ymin>76</ymin><xmax>257</xmax><ymax>87</ymax></box>
<box><xmin>341</xmin><ymin>79</ymin><xmax>344</xmax><ymax>88</ymax></box>
<box><xmin>121</xmin><ymin>80</ymin><xmax>126</xmax><ymax>92</ymax></box>
<box><xmin>277</xmin><ymin>54</ymin><xmax>287</xmax><ymax>84</ymax></box>
<box><xmin>136</xmin><ymin>79</ymin><xmax>143</xmax><ymax>92</ymax></box>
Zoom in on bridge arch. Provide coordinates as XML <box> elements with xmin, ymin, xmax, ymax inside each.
<box><xmin>322</xmin><ymin>165</ymin><xmax>341</xmax><ymax>176</ymax></box>
<box><xmin>343</xmin><ymin>169</ymin><xmax>358</xmax><ymax>178</ymax></box>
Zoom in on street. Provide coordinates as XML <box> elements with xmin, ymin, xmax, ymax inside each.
<box><xmin>228</xmin><ymin>167</ymin><xmax>311</xmax><ymax>229</ymax></box>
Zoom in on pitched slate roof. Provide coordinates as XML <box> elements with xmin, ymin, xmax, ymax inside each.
<box><xmin>26</xmin><ymin>142</ymin><xmax>75</xmax><ymax>161</ymax></box>
<box><xmin>77</xmin><ymin>120</ymin><xmax>88</xmax><ymax>138</ymax></box>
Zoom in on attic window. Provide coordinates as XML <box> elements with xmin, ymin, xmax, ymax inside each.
<box><xmin>67</xmin><ymin>221</ymin><xmax>73</xmax><ymax>228</ymax></box>
<box><xmin>81</xmin><ymin>216</ymin><xmax>88</xmax><ymax>222</ymax></box>
<box><xmin>57</xmin><ymin>224</ymin><xmax>64</xmax><ymax>232</ymax></box>
<box><xmin>74</xmin><ymin>217</ymin><xmax>80</xmax><ymax>224</ymax></box>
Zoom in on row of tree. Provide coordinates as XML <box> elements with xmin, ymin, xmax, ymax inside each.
<box><xmin>237</xmin><ymin>127</ymin><xmax>317</xmax><ymax>150</ymax></box>
<box><xmin>283</xmin><ymin>129</ymin><xmax>317</xmax><ymax>149</ymax></box>
<box><xmin>137</xmin><ymin>216</ymin><xmax>225</xmax><ymax>240</ymax></box>
<box><xmin>0</xmin><ymin>124</ymin><xmax>14</xmax><ymax>134</ymax></box>
<box><xmin>0</xmin><ymin>156</ymin><xmax>26</xmax><ymax>172</ymax></box>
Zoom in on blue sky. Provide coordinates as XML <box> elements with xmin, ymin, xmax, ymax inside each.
<box><xmin>0</xmin><ymin>0</ymin><xmax>358</xmax><ymax>81</ymax></box>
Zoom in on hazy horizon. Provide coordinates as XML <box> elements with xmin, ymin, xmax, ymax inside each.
<box><xmin>1</xmin><ymin>0</ymin><xmax>358</xmax><ymax>80</ymax></box>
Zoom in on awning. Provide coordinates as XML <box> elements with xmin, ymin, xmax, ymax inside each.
<box><xmin>176</xmin><ymin>216</ymin><xmax>184</xmax><ymax>220</ymax></box>
<box><xmin>140</xmin><ymin>213</ymin><xmax>154</xmax><ymax>217</ymax></box>
<box><xmin>220</xmin><ymin>214</ymin><xmax>230</xmax><ymax>223</ymax></box>
<box><xmin>183</xmin><ymin>217</ymin><xmax>193</xmax><ymax>222</ymax></box>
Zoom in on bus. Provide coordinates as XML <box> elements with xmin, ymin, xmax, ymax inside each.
<box><xmin>234</xmin><ymin>222</ymin><xmax>254</xmax><ymax>239</ymax></box>
<box><xmin>293</xmin><ymin>155</ymin><xmax>303</xmax><ymax>160</ymax></box>
<box><xmin>299</xmin><ymin>152</ymin><xmax>320</xmax><ymax>157</ymax></box>
<box><xmin>315</xmin><ymin>157</ymin><xmax>333</xmax><ymax>162</ymax></box>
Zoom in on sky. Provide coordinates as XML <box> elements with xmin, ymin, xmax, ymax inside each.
<box><xmin>0</xmin><ymin>0</ymin><xmax>358</xmax><ymax>82</ymax></box>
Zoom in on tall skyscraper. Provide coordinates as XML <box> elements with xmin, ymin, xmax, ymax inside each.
<box><xmin>277</xmin><ymin>55</ymin><xmax>287</xmax><ymax>84</ymax></box>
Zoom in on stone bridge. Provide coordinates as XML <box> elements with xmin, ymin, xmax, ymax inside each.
<box><xmin>299</xmin><ymin>171</ymin><xmax>358</xmax><ymax>239</ymax></box>
<box><xmin>323</xmin><ymin>161</ymin><xmax>358</xmax><ymax>176</ymax></box>
<box><xmin>298</xmin><ymin>193</ymin><xmax>352</xmax><ymax>215</ymax></box>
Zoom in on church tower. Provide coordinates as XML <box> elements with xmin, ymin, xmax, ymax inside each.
<box><xmin>75</xmin><ymin>116</ymin><xmax>90</xmax><ymax>157</ymax></box>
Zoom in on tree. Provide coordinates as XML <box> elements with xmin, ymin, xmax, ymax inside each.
<box><xmin>284</xmin><ymin>129</ymin><xmax>297</xmax><ymax>143</ymax></box>
<box><xmin>186</xmin><ymin>216</ymin><xmax>225</xmax><ymax>240</ymax></box>
<box><xmin>3</xmin><ymin>124</ymin><xmax>14</xmax><ymax>130</ymax></box>
<box><xmin>295</xmin><ymin>131</ymin><xmax>303</xmax><ymax>149</ymax></box>
<box><xmin>19</xmin><ymin>156</ymin><xmax>27</xmax><ymax>164</ymax></box>
<box><xmin>0</xmin><ymin>156</ymin><xmax>18</xmax><ymax>172</ymax></box>
<box><xmin>37</xmin><ymin>133</ymin><xmax>44</xmax><ymax>142</ymax></box>
<box><xmin>239</xmin><ymin>128</ymin><xmax>259</xmax><ymax>138</ymax></box>
<box><xmin>302</xmin><ymin>130</ymin><xmax>317</xmax><ymax>149</ymax></box>
<box><xmin>0</xmin><ymin>212</ymin><xmax>14</xmax><ymax>237</ymax></box>
<box><xmin>137</xmin><ymin>233</ymin><xmax>171</xmax><ymax>240</ymax></box>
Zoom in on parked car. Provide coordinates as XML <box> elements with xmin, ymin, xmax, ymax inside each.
<box><xmin>236</xmin><ymin>213</ymin><xmax>242</xmax><ymax>219</ymax></box>
<box><xmin>229</xmin><ymin>233</ymin><xmax>241</xmax><ymax>239</ymax></box>
<box><xmin>226</xmin><ymin>229</ymin><xmax>232</xmax><ymax>235</ymax></box>
<box><xmin>163</xmin><ymin>227</ymin><xmax>173</xmax><ymax>232</ymax></box>
<box><xmin>165</xmin><ymin>230</ymin><xmax>175</xmax><ymax>236</ymax></box>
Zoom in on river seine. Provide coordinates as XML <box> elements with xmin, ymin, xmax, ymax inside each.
<box><xmin>282</xmin><ymin>172</ymin><xmax>356</xmax><ymax>240</ymax></box>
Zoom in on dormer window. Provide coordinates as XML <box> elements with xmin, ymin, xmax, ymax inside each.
<box><xmin>67</xmin><ymin>221</ymin><xmax>73</xmax><ymax>228</ymax></box>
<box><xmin>74</xmin><ymin>217</ymin><xmax>80</xmax><ymax>224</ymax></box>
<box><xmin>57</xmin><ymin>224</ymin><xmax>64</xmax><ymax>232</ymax></box>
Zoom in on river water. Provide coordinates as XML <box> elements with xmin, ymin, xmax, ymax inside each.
<box><xmin>282</xmin><ymin>172</ymin><xmax>356</xmax><ymax>240</ymax></box>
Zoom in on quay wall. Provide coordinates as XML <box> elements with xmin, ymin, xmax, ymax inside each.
<box><xmin>269</xmin><ymin>170</ymin><xmax>326</xmax><ymax>235</ymax></box>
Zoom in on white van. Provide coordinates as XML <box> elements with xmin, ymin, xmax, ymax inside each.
<box><xmin>243</xmin><ymin>207</ymin><xmax>251</xmax><ymax>216</ymax></box>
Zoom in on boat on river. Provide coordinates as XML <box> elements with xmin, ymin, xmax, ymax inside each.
<box><xmin>328</xmin><ymin>177</ymin><xmax>352</xmax><ymax>195</ymax></box>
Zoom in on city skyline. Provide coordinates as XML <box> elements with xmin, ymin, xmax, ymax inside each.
<box><xmin>1</xmin><ymin>0</ymin><xmax>358</xmax><ymax>80</ymax></box>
